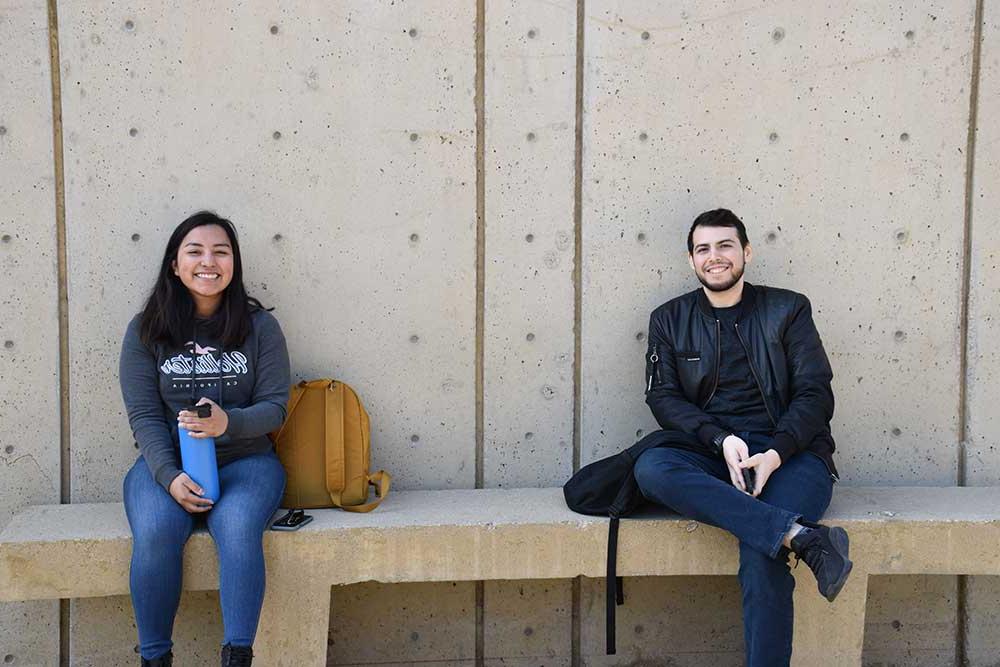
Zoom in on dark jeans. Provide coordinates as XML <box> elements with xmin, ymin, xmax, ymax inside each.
<box><xmin>633</xmin><ymin>432</ymin><xmax>833</xmax><ymax>667</ymax></box>
<box><xmin>123</xmin><ymin>451</ymin><xmax>286</xmax><ymax>660</ymax></box>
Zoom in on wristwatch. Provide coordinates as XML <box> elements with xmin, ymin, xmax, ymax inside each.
<box><xmin>711</xmin><ymin>431</ymin><xmax>733</xmax><ymax>457</ymax></box>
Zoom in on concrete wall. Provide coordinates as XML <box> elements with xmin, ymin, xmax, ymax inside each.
<box><xmin>0</xmin><ymin>0</ymin><xmax>996</xmax><ymax>664</ymax></box>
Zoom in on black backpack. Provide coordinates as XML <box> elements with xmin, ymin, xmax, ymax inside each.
<box><xmin>562</xmin><ymin>430</ymin><xmax>670</xmax><ymax>655</ymax></box>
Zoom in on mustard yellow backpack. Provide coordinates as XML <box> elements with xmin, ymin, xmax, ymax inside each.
<box><xmin>270</xmin><ymin>379</ymin><xmax>390</xmax><ymax>512</ymax></box>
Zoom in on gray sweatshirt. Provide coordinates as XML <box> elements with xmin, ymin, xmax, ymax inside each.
<box><xmin>119</xmin><ymin>308</ymin><xmax>291</xmax><ymax>490</ymax></box>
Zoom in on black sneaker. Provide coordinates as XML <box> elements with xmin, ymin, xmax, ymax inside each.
<box><xmin>221</xmin><ymin>644</ymin><xmax>253</xmax><ymax>667</ymax></box>
<box><xmin>790</xmin><ymin>521</ymin><xmax>853</xmax><ymax>602</ymax></box>
<box><xmin>141</xmin><ymin>652</ymin><xmax>172</xmax><ymax>667</ymax></box>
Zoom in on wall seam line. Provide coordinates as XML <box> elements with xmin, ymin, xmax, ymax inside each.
<box><xmin>474</xmin><ymin>0</ymin><xmax>486</xmax><ymax>664</ymax></box>
<box><xmin>956</xmin><ymin>1</ymin><xmax>984</xmax><ymax>664</ymax></box>
<box><xmin>571</xmin><ymin>2</ymin><xmax>586</xmax><ymax>665</ymax></box>
<box><xmin>46</xmin><ymin>0</ymin><xmax>71</xmax><ymax>665</ymax></box>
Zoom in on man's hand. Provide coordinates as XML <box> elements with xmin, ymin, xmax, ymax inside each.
<box><xmin>168</xmin><ymin>472</ymin><xmax>214</xmax><ymax>513</ymax></box>
<box><xmin>177</xmin><ymin>397</ymin><xmax>229</xmax><ymax>438</ymax></box>
<box><xmin>738</xmin><ymin>449</ymin><xmax>782</xmax><ymax>497</ymax></box>
<box><xmin>722</xmin><ymin>435</ymin><xmax>751</xmax><ymax>492</ymax></box>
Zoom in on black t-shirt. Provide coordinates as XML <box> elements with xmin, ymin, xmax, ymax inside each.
<box><xmin>705</xmin><ymin>304</ymin><xmax>773</xmax><ymax>435</ymax></box>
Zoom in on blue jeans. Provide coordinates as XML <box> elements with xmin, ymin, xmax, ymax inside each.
<box><xmin>123</xmin><ymin>451</ymin><xmax>286</xmax><ymax>660</ymax></box>
<box><xmin>633</xmin><ymin>433</ymin><xmax>833</xmax><ymax>667</ymax></box>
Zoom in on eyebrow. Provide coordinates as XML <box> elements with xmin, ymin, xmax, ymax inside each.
<box><xmin>183</xmin><ymin>241</ymin><xmax>231</xmax><ymax>248</ymax></box>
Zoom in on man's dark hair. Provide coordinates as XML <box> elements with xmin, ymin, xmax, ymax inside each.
<box><xmin>687</xmin><ymin>208</ymin><xmax>750</xmax><ymax>254</ymax></box>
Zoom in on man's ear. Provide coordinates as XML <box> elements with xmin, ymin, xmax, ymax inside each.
<box><xmin>744</xmin><ymin>243</ymin><xmax>753</xmax><ymax>264</ymax></box>
<box><xmin>688</xmin><ymin>253</ymin><xmax>695</xmax><ymax>272</ymax></box>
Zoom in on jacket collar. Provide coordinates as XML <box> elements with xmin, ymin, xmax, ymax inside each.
<box><xmin>696</xmin><ymin>281</ymin><xmax>758</xmax><ymax>320</ymax></box>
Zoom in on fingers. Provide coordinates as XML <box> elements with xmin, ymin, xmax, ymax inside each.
<box><xmin>738</xmin><ymin>454</ymin><xmax>763</xmax><ymax>469</ymax></box>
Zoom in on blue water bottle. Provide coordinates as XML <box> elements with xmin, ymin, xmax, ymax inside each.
<box><xmin>179</xmin><ymin>403</ymin><xmax>221</xmax><ymax>502</ymax></box>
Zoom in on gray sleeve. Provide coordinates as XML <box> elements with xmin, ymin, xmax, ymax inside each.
<box><xmin>223</xmin><ymin>312</ymin><xmax>291</xmax><ymax>439</ymax></box>
<box><xmin>119</xmin><ymin>316</ymin><xmax>182</xmax><ymax>491</ymax></box>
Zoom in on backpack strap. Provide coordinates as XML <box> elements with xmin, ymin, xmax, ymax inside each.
<box><xmin>269</xmin><ymin>380</ymin><xmax>313</xmax><ymax>442</ymax></box>
<box><xmin>606</xmin><ymin>516</ymin><xmax>620</xmax><ymax>655</ymax></box>
<box><xmin>338</xmin><ymin>470</ymin><xmax>392</xmax><ymax>513</ymax></box>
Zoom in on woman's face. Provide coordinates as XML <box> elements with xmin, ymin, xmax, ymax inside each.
<box><xmin>172</xmin><ymin>224</ymin><xmax>235</xmax><ymax>314</ymax></box>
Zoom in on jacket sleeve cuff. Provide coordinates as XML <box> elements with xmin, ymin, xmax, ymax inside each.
<box><xmin>155</xmin><ymin>466</ymin><xmax>183</xmax><ymax>492</ymax></box>
<box><xmin>224</xmin><ymin>407</ymin><xmax>245</xmax><ymax>439</ymax></box>
<box><xmin>697</xmin><ymin>424</ymin><xmax>728</xmax><ymax>455</ymax></box>
<box><xmin>770</xmin><ymin>432</ymin><xmax>798</xmax><ymax>464</ymax></box>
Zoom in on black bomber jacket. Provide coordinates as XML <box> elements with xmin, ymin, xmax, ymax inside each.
<box><xmin>645</xmin><ymin>282</ymin><xmax>839</xmax><ymax>480</ymax></box>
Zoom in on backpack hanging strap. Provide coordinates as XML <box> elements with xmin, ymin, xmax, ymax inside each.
<box><xmin>269</xmin><ymin>380</ymin><xmax>314</xmax><ymax>442</ymax></box>
<box><xmin>606</xmin><ymin>516</ymin><xmax>620</xmax><ymax>655</ymax></box>
<box><xmin>338</xmin><ymin>470</ymin><xmax>392</xmax><ymax>513</ymax></box>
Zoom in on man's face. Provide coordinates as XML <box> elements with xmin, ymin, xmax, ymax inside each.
<box><xmin>688</xmin><ymin>225</ymin><xmax>751</xmax><ymax>292</ymax></box>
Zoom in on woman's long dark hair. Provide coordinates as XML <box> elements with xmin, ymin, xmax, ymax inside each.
<box><xmin>139</xmin><ymin>211</ymin><xmax>268</xmax><ymax>349</ymax></box>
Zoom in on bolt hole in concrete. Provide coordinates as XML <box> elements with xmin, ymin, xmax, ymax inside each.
<box><xmin>3</xmin><ymin>446</ymin><xmax>12</xmax><ymax>455</ymax></box>
<box><xmin>894</xmin><ymin>229</ymin><xmax>908</xmax><ymax>242</ymax></box>
<box><xmin>409</xmin><ymin>132</ymin><xmax>419</xmax><ymax>142</ymax></box>
<box><xmin>772</xmin><ymin>27</ymin><xmax>785</xmax><ymax>42</ymax></box>
<box><xmin>3</xmin><ymin>654</ymin><xmax>12</xmax><ymax>663</ymax></box>
<box><xmin>410</xmin><ymin>434</ymin><xmax>420</xmax><ymax>443</ymax></box>
<box><xmin>0</xmin><ymin>126</ymin><xmax>7</xmax><ymax>136</ymax></box>
<box><xmin>409</xmin><ymin>335</ymin><xmax>419</xmax><ymax>343</ymax></box>
<box><xmin>641</xmin><ymin>30</ymin><xmax>650</xmax><ymax>40</ymax></box>
<box><xmin>526</xmin><ymin>131</ymin><xmax>536</xmax><ymax>142</ymax></box>
<box><xmin>766</xmin><ymin>232</ymin><xmax>778</xmax><ymax>243</ymax></box>
<box><xmin>637</xmin><ymin>232</ymin><xmax>646</xmax><ymax>243</ymax></box>
<box><xmin>525</xmin><ymin>233</ymin><xmax>534</xmax><ymax>243</ymax></box>
<box><xmin>408</xmin><ymin>28</ymin><xmax>418</xmax><ymax>38</ymax></box>
<box><xmin>636</xmin><ymin>429</ymin><xmax>644</xmax><ymax>438</ymax></box>
<box><xmin>525</xmin><ymin>432</ymin><xmax>534</xmax><ymax>440</ymax></box>
<box><xmin>892</xmin><ymin>427</ymin><xmax>902</xmax><ymax>437</ymax></box>
<box><xmin>527</xmin><ymin>28</ymin><xmax>537</xmax><ymax>39</ymax></box>
<box><xmin>273</xmin><ymin>233</ymin><xmax>283</xmax><ymax>242</ymax></box>
<box><xmin>409</xmin><ymin>233</ymin><xmax>419</xmax><ymax>243</ymax></box>
<box><xmin>131</xmin><ymin>233</ymin><xmax>141</xmax><ymax>242</ymax></box>
<box><xmin>270</xmin><ymin>24</ymin><xmax>279</xmax><ymax>35</ymax></box>
<box><xmin>635</xmin><ymin>331</ymin><xmax>645</xmax><ymax>341</ymax></box>
<box><xmin>638</xmin><ymin>131</ymin><xmax>648</xmax><ymax>142</ymax></box>
<box><xmin>129</xmin><ymin>127</ymin><xmax>138</xmax><ymax>137</ymax></box>
<box><xmin>1</xmin><ymin>234</ymin><xmax>11</xmax><ymax>243</ymax></box>
<box><xmin>523</xmin><ymin>627</ymin><xmax>534</xmax><ymax>637</ymax></box>
<box><xmin>904</xmin><ymin>30</ymin><xmax>914</xmax><ymax>40</ymax></box>
<box><xmin>526</xmin><ymin>333</ymin><xmax>535</xmax><ymax>341</ymax></box>
<box><xmin>124</xmin><ymin>19</ymin><xmax>135</xmax><ymax>31</ymax></box>
<box><xmin>3</xmin><ymin>341</ymin><xmax>13</xmax><ymax>349</ymax></box>
<box><xmin>769</xmin><ymin>131</ymin><xmax>779</xmax><ymax>143</ymax></box>
<box><xmin>894</xmin><ymin>330</ymin><xmax>906</xmax><ymax>341</ymax></box>
<box><xmin>899</xmin><ymin>132</ymin><xmax>909</xmax><ymax>142</ymax></box>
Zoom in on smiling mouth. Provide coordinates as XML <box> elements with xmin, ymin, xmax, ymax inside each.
<box><xmin>194</xmin><ymin>272</ymin><xmax>221</xmax><ymax>280</ymax></box>
<box><xmin>705</xmin><ymin>264</ymin><xmax>730</xmax><ymax>274</ymax></box>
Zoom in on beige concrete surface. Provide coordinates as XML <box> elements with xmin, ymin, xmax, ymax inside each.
<box><xmin>578</xmin><ymin>2</ymin><xmax>978</xmax><ymax>661</ymax></box>
<box><xmin>55</xmin><ymin>1</ymin><xmax>478</xmax><ymax>661</ymax></box>
<box><xmin>4</xmin><ymin>487</ymin><xmax>1000</xmax><ymax>665</ymax></box>
<box><xmin>484</xmin><ymin>579</ymin><xmax>572</xmax><ymax>666</ymax></box>
<box><xmin>0</xmin><ymin>2</ymin><xmax>62</xmax><ymax>665</ymax></box>
<box><xmin>484</xmin><ymin>0</ymin><xmax>576</xmax><ymax>490</ymax></box>
<box><xmin>966</xmin><ymin>4</ymin><xmax>1000</xmax><ymax>665</ymax></box>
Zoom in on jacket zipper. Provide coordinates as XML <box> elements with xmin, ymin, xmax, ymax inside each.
<box><xmin>701</xmin><ymin>319</ymin><xmax>722</xmax><ymax>409</ymax></box>
<box><xmin>734</xmin><ymin>321</ymin><xmax>777</xmax><ymax>427</ymax></box>
<box><xmin>646</xmin><ymin>346</ymin><xmax>660</xmax><ymax>392</ymax></box>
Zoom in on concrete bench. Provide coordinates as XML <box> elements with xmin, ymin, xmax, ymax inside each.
<box><xmin>2</xmin><ymin>486</ymin><xmax>999</xmax><ymax>666</ymax></box>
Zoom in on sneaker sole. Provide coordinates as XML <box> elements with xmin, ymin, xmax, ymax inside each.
<box><xmin>823</xmin><ymin>526</ymin><xmax>853</xmax><ymax>602</ymax></box>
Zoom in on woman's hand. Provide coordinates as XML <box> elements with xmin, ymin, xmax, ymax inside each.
<box><xmin>168</xmin><ymin>472</ymin><xmax>214</xmax><ymax>513</ymax></box>
<box><xmin>177</xmin><ymin>397</ymin><xmax>229</xmax><ymax>438</ymax></box>
<box><xmin>738</xmin><ymin>449</ymin><xmax>782</xmax><ymax>497</ymax></box>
